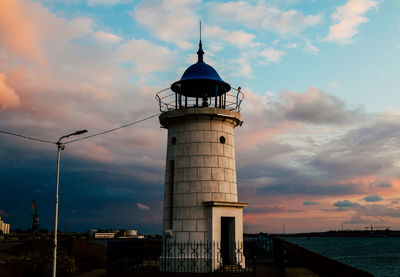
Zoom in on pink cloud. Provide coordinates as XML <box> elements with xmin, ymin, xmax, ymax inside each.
<box><xmin>71</xmin><ymin>142</ymin><xmax>115</xmax><ymax>163</ymax></box>
<box><xmin>325</xmin><ymin>0</ymin><xmax>378</xmax><ymax>44</ymax></box>
<box><xmin>0</xmin><ymin>0</ymin><xmax>46</xmax><ymax>66</ymax></box>
<box><xmin>137</xmin><ymin>203</ymin><xmax>151</xmax><ymax>211</ymax></box>
<box><xmin>0</xmin><ymin>73</ymin><xmax>20</xmax><ymax>110</ymax></box>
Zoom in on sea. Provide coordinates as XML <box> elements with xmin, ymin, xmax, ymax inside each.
<box><xmin>284</xmin><ymin>237</ymin><xmax>400</xmax><ymax>277</ymax></box>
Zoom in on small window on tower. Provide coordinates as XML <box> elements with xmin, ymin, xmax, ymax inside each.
<box><xmin>219</xmin><ymin>136</ymin><xmax>226</xmax><ymax>144</ymax></box>
<box><xmin>171</xmin><ymin>136</ymin><xmax>177</xmax><ymax>145</ymax></box>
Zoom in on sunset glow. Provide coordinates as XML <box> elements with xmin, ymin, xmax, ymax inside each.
<box><xmin>1</xmin><ymin>0</ymin><xmax>400</xmax><ymax>234</ymax></box>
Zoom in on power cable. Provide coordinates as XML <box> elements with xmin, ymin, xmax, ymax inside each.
<box><xmin>0</xmin><ymin>113</ymin><xmax>160</xmax><ymax>145</ymax></box>
<box><xmin>0</xmin><ymin>130</ymin><xmax>56</xmax><ymax>144</ymax></box>
<box><xmin>63</xmin><ymin>113</ymin><xmax>160</xmax><ymax>144</ymax></box>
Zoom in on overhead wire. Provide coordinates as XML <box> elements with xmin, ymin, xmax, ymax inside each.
<box><xmin>0</xmin><ymin>113</ymin><xmax>161</xmax><ymax>146</ymax></box>
<box><xmin>0</xmin><ymin>130</ymin><xmax>56</xmax><ymax>144</ymax></box>
<box><xmin>62</xmin><ymin>113</ymin><xmax>160</xmax><ymax>144</ymax></box>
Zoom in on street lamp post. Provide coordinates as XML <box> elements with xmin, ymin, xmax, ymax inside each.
<box><xmin>52</xmin><ymin>130</ymin><xmax>87</xmax><ymax>277</ymax></box>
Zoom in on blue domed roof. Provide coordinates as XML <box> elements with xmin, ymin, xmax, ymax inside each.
<box><xmin>171</xmin><ymin>41</ymin><xmax>231</xmax><ymax>97</ymax></box>
<box><xmin>180</xmin><ymin>61</ymin><xmax>224</xmax><ymax>83</ymax></box>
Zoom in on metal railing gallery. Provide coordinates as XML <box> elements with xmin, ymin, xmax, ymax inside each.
<box><xmin>155</xmin><ymin>87</ymin><xmax>244</xmax><ymax>113</ymax></box>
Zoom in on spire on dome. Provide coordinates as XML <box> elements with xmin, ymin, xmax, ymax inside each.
<box><xmin>197</xmin><ymin>40</ymin><xmax>204</xmax><ymax>63</ymax></box>
<box><xmin>170</xmin><ymin>21</ymin><xmax>231</xmax><ymax>98</ymax></box>
<box><xmin>197</xmin><ymin>21</ymin><xmax>204</xmax><ymax>62</ymax></box>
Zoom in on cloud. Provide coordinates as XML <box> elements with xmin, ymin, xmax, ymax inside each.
<box><xmin>208</xmin><ymin>1</ymin><xmax>321</xmax><ymax>35</ymax></box>
<box><xmin>137</xmin><ymin>203</ymin><xmax>151</xmax><ymax>211</ymax></box>
<box><xmin>334</xmin><ymin>200</ymin><xmax>361</xmax><ymax>208</ymax></box>
<box><xmin>310</xmin><ymin>121</ymin><xmax>400</xmax><ymax>179</ymax></box>
<box><xmin>115</xmin><ymin>39</ymin><xmax>176</xmax><ymax>74</ymax></box>
<box><xmin>244</xmin><ymin>203</ymin><xmax>299</xmax><ymax>214</ymax></box>
<box><xmin>280</xmin><ymin>88</ymin><xmax>363</xmax><ymax>124</ymax></box>
<box><xmin>260</xmin><ymin>47</ymin><xmax>285</xmax><ymax>63</ymax></box>
<box><xmin>303</xmin><ymin>201</ymin><xmax>318</xmax><ymax>206</ymax></box>
<box><xmin>231</xmin><ymin>54</ymin><xmax>253</xmax><ymax>77</ymax></box>
<box><xmin>87</xmin><ymin>0</ymin><xmax>128</xmax><ymax>5</ymax></box>
<box><xmin>0</xmin><ymin>0</ymin><xmax>46</xmax><ymax>65</ymax></box>
<box><xmin>363</xmin><ymin>195</ymin><xmax>383</xmax><ymax>202</ymax></box>
<box><xmin>132</xmin><ymin>0</ymin><xmax>201</xmax><ymax>49</ymax></box>
<box><xmin>343</xmin><ymin>213</ymin><xmax>375</xmax><ymax>224</ymax></box>
<box><xmin>204</xmin><ymin>25</ymin><xmax>258</xmax><ymax>49</ymax></box>
<box><xmin>355</xmin><ymin>205</ymin><xmax>400</xmax><ymax>219</ymax></box>
<box><xmin>377</xmin><ymin>182</ymin><xmax>392</xmax><ymax>188</ymax></box>
<box><xmin>1</xmin><ymin>0</ymin><xmax>400</xmax><ymax>234</ymax></box>
<box><xmin>0</xmin><ymin>73</ymin><xmax>20</xmax><ymax>110</ymax></box>
<box><xmin>324</xmin><ymin>0</ymin><xmax>378</xmax><ymax>44</ymax></box>
<box><xmin>303</xmin><ymin>39</ymin><xmax>319</xmax><ymax>54</ymax></box>
<box><xmin>94</xmin><ymin>31</ymin><xmax>122</xmax><ymax>44</ymax></box>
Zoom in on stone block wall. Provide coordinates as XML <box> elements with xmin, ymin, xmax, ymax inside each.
<box><xmin>162</xmin><ymin>115</ymin><xmax>239</xmax><ymax>242</ymax></box>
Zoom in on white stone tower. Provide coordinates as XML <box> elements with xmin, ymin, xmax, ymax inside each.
<box><xmin>156</xmin><ymin>39</ymin><xmax>247</xmax><ymax>271</ymax></box>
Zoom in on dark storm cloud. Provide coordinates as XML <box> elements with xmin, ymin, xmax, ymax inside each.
<box><xmin>309</xmin><ymin>121</ymin><xmax>400</xmax><ymax>179</ymax></box>
<box><xmin>363</xmin><ymin>195</ymin><xmax>383</xmax><ymax>202</ymax></box>
<box><xmin>238</xmin><ymin>162</ymin><xmax>362</xmax><ymax>196</ymax></box>
<box><xmin>235</xmin><ymin>90</ymin><xmax>397</xmax><ymax>201</ymax></box>
<box><xmin>0</xmin><ymin>139</ymin><xmax>164</xmax><ymax>233</ymax></box>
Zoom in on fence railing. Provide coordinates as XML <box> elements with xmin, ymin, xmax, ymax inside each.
<box><xmin>107</xmin><ymin>237</ymin><xmax>277</xmax><ymax>274</ymax></box>
<box><xmin>107</xmin><ymin>235</ymin><xmax>374</xmax><ymax>276</ymax></box>
<box><xmin>155</xmin><ymin>87</ymin><xmax>244</xmax><ymax>113</ymax></box>
<box><xmin>160</xmin><ymin>241</ymin><xmax>245</xmax><ymax>273</ymax></box>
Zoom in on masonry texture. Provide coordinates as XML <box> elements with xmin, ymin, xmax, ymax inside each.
<box><xmin>160</xmin><ymin>107</ymin><xmax>242</xmax><ymax>242</ymax></box>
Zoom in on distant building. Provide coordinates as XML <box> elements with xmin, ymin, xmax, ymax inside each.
<box><xmin>89</xmin><ymin>228</ymin><xmax>139</xmax><ymax>239</ymax></box>
<box><xmin>126</xmin><ymin>229</ymin><xmax>138</xmax><ymax>237</ymax></box>
<box><xmin>94</xmin><ymin>232</ymin><xmax>115</xmax><ymax>239</ymax></box>
<box><xmin>0</xmin><ymin>216</ymin><xmax>10</xmax><ymax>234</ymax></box>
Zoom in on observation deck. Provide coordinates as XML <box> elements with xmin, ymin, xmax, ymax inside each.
<box><xmin>155</xmin><ymin>87</ymin><xmax>243</xmax><ymax>113</ymax></box>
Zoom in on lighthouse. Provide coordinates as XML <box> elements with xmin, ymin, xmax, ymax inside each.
<box><xmin>156</xmin><ymin>37</ymin><xmax>247</xmax><ymax>272</ymax></box>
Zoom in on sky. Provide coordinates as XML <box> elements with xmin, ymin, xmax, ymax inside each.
<box><xmin>1</xmin><ymin>0</ymin><xmax>400</xmax><ymax>234</ymax></box>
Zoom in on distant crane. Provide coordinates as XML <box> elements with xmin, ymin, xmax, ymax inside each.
<box><xmin>365</xmin><ymin>224</ymin><xmax>390</xmax><ymax>231</ymax></box>
<box><xmin>30</xmin><ymin>200</ymin><xmax>40</xmax><ymax>233</ymax></box>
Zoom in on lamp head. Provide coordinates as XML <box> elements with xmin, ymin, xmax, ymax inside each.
<box><xmin>73</xmin><ymin>130</ymin><xmax>88</xmax><ymax>136</ymax></box>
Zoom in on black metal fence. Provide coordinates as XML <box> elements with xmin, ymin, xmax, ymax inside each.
<box><xmin>107</xmin><ymin>236</ymin><xmax>277</xmax><ymax>275</ymax></box>
<box><xmin>107</xmin><ymin>235</ymin><xmax>373</xmax><ymax>276</ymax></box>
<box><xmin>159</xmin><ymin>241</ymin><xmax>245</xmax><ymax>273</ymax></box>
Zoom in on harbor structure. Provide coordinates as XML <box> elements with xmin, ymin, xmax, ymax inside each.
<box><xmin>156</xmin><ymin>38</ymin><xmax>247</xmax><ymax>271</ymax></box>
<box><xmin>0</xmin><ymin>216</ymin><xmax>10</xmax><ymax>234</ymax></box>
